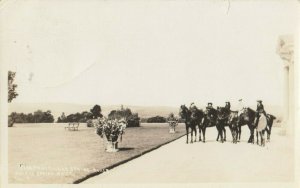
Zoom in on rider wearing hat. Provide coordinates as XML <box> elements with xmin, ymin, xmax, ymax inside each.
<box><xmin>256</xmin><ymin>100</ymin><xmax>265</xmax><ymax>114</ymax></box>
<box><xmin>255</xmin><ymin>100</ymin><xmax>267</xmax><ymax>126</ymax></box>
<box><xmin>206</xmin><ymin>102</ymin><xmax>213</xmax><ymax>109</ymax></box>
<box><xmin>237</xmin><ymin>99</ymin><xmax>245</xmax><ymax>116</ymax></box>
<box><xmin>189</xmin><ymin>102</ymin><xmax>196</xmax><ymax>110</ymax></box>
<box><xmin>225</xmin><ymin>101</ymin><xmax>231</xmax><ymax>110</ymax></box>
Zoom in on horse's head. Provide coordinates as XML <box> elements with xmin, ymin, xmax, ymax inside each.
<box><xmin>229</xmin><ymin>111</ymin><xmax>238</xmax><ymax>124</ymax></box>
<box><xmin>179</xmin><ymin>105</ymin><xmax>190</xmax><ymax>119</ymax></box>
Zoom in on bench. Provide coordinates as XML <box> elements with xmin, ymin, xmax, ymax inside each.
<box><xmin>64</xmin><ymin>122</ymin><xmax>80</xmax><ymax>131</ymax></box>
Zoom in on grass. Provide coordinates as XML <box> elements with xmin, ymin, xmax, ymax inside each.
<box><xmin>8</xmin><ymin>123</ymin><xmax>186</xmax><ymax>184</ymax></box>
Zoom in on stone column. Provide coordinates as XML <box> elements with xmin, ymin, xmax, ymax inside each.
<box><xmin>283</xmin><ymin>63</ymin><xmax>289</xmax><ymax>125</ymax></box>
<box><xmin>276</xmin><ymin>35</ymin><xmax>294</xmax><ymax>135</ymax></box>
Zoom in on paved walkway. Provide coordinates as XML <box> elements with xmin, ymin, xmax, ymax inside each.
<box><xmin>83</xmin><ymin>127</ymin><xmax>294</xmax><ymax>183</ymax></box>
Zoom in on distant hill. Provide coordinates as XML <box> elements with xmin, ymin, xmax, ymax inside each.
<box><xmin>8</xmin><ymin>103</ymin><xmax>283</xmax><ymax>121</ymax></box>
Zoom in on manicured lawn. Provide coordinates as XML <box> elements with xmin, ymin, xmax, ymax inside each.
<box><xmin>8</xmin><ymin>123</ymin><xmax>186</xmax><ymax>184</ymax></box>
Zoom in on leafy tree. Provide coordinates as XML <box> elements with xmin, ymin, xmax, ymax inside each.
<box><xmin>8</xmin><ymin>71</ymin><xmax>18</xmax><ymax>103</ymax></box>
<box><xmin>90</xmin><ymin>104</ymin><xmax>103</xmax><ymax>119</ymax></box>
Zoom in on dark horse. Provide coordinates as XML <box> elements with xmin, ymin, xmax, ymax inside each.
<box><xmin>201</xmin><ymin>107</ymin><xmax>218</xmax><ymax>142</ymax></box>
<box><xmin>216</xmin><ymin>107</ymin><xmax>239</xmax><ymax>143</ymax></box>
<box><xmin>179</xmin><ymin>105</ymin><xmax>205</xmax><ymax>143</ymax></box>
<box><xmin>190</xmin><ymin>106</ymin><xmax>205</xmax><ymax>142</ymax></box>
<box><xmin>237</xmin><ymin>107</ymin><xmax>256</xmax><ymax>143</ymax></box>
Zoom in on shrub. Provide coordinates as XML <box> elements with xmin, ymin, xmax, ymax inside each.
<box><xmin>147</xmin><ymin>116</ymin><xmax>166</xmax><ymax>123</ymax></box>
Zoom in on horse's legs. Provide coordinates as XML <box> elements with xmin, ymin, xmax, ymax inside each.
<box><xmin>259</xmin><ymin>131</ymin><xmax>264</xmax><ymax>146</ymax></box>
<box><xmin>248</xmin><ymin>124</ymin><xmax>255</xmax><ymax>144</ymax></box>
<box><xmin>202</xmin><ymin>127</ymin><xmax>206</xmax><ymax>143</ymax></box>
<box><xmin>194</xmin><ymin>127</ymin><xmax>197</xmax><ymax>142</ymax></box>
<box><xmin>268</xmin><ymin>125</ymin><xmax>272</xmax><ymax>142</ymax></box>
<box><xmin>238</xmin><ymin>125</ymin><xmax>242</xmax><ymax>141</ymax></box>
<box><xmin>234</xmin><ymin>129</ymin><xmax>238</xmax><ymax>144</ymax></box>
<box><xmin>247</xmin><ymin>124</ymin><xmax>252</xmax><ymax>143</ymax></box>
<box><xmin>198</xmin><ymin>125</ymin><xmax>202</xmax><ymax>141</ymax></box>
<box><xmin>256</xmin><ymin>129</ymin><xmax>259</xmax><ymax>145</ymax></box>
<box><xmin>216</xmin><ymin>127</ymin><xmax>220</xmax><ymax>141</ymax></box>
<box><xmin>186</xmin><ymin>126</ymin><xmax>189</xmax><ymax>144</ymax></box>
<box><xmin>265</xmin><ymin>127</ymin><xmax>270</xmax><ymax>142</ymax></box>
<box><xmin>251</xmin><ymin>128</ymin><xmax>255</xmax><ymax>144</ymax></box>
<box><xmin>223</xmin><ymin>127</ymin><xmax>226</xmax><ymax>142</ymax></box>
<box><xmin>190</xmin><ymin>127</ymin><xmax>193</xmax><ymax>143</ymax></box>
<box><xmin>220</xmin><ymin>128</ymin><xmax>224</xmax><ymax>143</ymax></box>
<box><xmin>262</xmin><ymin>130</ymin><xmax>266</xmax><ymax>146</ymax></box>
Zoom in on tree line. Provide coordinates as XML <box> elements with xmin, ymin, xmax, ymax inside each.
<box><xmin>9</xmin><ymin>110</ymin><xmax>55</xmax><ymax>123</ymax></box>
<box><xmin>8</xmin><ymin>105</ymin><xmax>141</xmax><ymax>127</ymax></box>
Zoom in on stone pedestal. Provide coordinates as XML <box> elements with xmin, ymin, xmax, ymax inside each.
<box><xmin>105</xmin><ymin>141</ymin><xmax>119</xmax><ymax>152</ymax></box>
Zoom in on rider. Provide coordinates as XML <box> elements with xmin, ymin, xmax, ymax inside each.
<box><xmin>225</xmin><ymin>101</ymin><xmax>231</xmax><ymax>110</ymax></box>
<box><xmin>206</xmin><ymin>102</ymin><xmax>213</xmax><ymax>109</ymax></box>
<box><xmin>237</xmin><ymin>99</ymin><xmax>244</xmax><ymax>117</ymax></box>
<box><xmin>255</xmin><ymin>100</ymin><xmax>267</xmax><ymax>126</ymax></box>
<box><xmin>206</xmin><ymin>102</ymin><xmax>215</xmax><ymax>119</ymax></box>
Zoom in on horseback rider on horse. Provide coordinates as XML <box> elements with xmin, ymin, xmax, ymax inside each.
<box><xmin>255</xmin><ymin>100</ymin><xmax>267</xmax><ymax>126</ymax></box>
<box><xmin>206</xmin><ymin>102</ymin><xmax>216</xmax><ymax>121</ymax></box>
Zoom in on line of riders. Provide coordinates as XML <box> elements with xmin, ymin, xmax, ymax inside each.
<box><xmin>179</xmin><ymin>99</ymin><xmax>276</xmax><ymax>146</ymax></box>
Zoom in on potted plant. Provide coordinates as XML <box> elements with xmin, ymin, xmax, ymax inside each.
<box><xmin>95</xmin><ymin>117</ymin><xmax>127</xmax><ymax>152</ymax></box>
<box><xmin>167</xmin><ymin>113</ymin><xmax>178</xmax><ymax>133</ymax></box>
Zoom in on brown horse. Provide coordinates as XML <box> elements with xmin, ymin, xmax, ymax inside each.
<box><xmin>216</xmin><ymin>107</ymin><xmax>239</xmax><ymax>143</ymax></box>
<box><xmin>190</xmin><ymin>106</ymin><xmax>205</xmax><ymax>142</ymax></box>
<box><xmin>179</xmin><ymin>105</ymin><xmax>197</xmax><ymax>144</ymax></box>
<box><xmin>237</xmin><ymin>108</ymin><xmax>256</xmax><ymax>143</ymax></box>
<box><xmin>200</xmin><ymin>107</ymin><xmax>218</xmax><ymax>143</ymax></box>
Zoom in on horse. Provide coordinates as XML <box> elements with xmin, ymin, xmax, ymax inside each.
<box><xmin>237</xmin><ymin>107</ymin><xmax>256</xmax><ymax>143</ymax></box>
<box><xmin>190</xmin><ymin>106</ymin><xmax>205</xmax><ymax>142</ymax></box>
<box><xmin>179</xmin><ymin>105</ymin><xmax>197</xmax><ymax>144</ymax></box>
<box><xmin>255</xmin><ymin>113</ymin><xmax>268</xmax><ymax>146</ymax></box>
<box><xmin>201</xmin><ymin>107</ymin><xmax>218</xmax><ymax>142</ymax></box>
<box><xmin>216</xmin><ymin>107</ymin><xmax>239</xmax><ymax>143</ymax></box>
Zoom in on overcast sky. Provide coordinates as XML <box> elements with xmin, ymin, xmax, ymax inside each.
<box><xmin>1</xmin><ymin>0</ymin><xmax>299</xmax><ymax>107</ymax></box>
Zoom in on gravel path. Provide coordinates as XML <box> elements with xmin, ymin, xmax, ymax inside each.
<box><xmin>83</xmin><ymin>126</ymin><xmax>294</xmax><ymax>183</ymax></box>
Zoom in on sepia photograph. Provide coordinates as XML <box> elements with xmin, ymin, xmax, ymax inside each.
<box><xmin>0</xmin><ymin>0</ymin><xmax>299</xmax><ymax>187</ymax></box>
